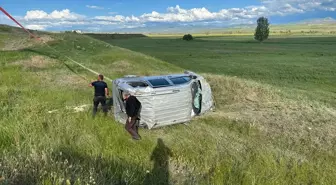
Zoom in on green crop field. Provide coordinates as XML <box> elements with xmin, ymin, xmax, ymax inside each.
<box><xmin>1</xmin><ymin>25</ymin><xmax>336</xmax><ymax>185</ymax></box>
<box><xmin>90</xmin><ymin>35</ymin><xmax>336</xmax><ymax>107</ymax></box>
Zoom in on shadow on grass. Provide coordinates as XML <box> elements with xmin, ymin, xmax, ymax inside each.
<box><xmin>54</xmin><ymin>139</ymin><xmax>173</xmax><ymax>185</ymax></box>
<box><xmin>1</xmin><ymin>138</ymin><xmax>174</xmax><ymax>185</ymax></box>
<box><xmin>51</xmin><ymin>146</ymin><xmax>147</xmax><ymax>185</ymax></box>
<box><xmin>1</xmin><ymin>146</ymin><xmax>147</xmax><ymax>185</ymax></box>
<box><xmin>144</xmin><ymin>138</ymin><xmax>173</xmax><ymax>185</ymax></box>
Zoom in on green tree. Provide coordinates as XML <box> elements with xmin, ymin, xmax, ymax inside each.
<box><xmin>254</xmin><ymin>17</ymin><xmax>270</xmax><ymax>42</ymax></box>
<box><xmin>182</xmin><ymin>34</ymin><xmax>193</xmax><ymax>41</ymax></box>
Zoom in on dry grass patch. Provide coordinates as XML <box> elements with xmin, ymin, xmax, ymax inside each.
<box><xmin>33</xmin><ymin>70</ymin><xmax>88</xmax><ymax>89</ymax></box>
<box><xmin>109</xmin><ymin>60</ymin><xmax>133</xmax><ymax>74</ymax></box>
<box><xmin>48</xmin><ymin>73</ymin><xmax>87</xmax><ymax>88</ymax></box>
<box><xmin>56</xmin><ymin>74</ymin><xmax>87</xmax><ymax>87</ymax></box>
<box><xmin>1</xmin><ymin>34</ymin><xmax>54</xmax><ymax>51</ymax></box>
<box><xmin>39</xmin><ymin>35</ymin><xmax>54</xmax><ymax>43</ymax></box>
<box><xmin>12</xmin><ymin>55</ymin><xmax>57</xmax><ymax>69</ymax></box>
<box><xmin>203</xmin><ymin>74</ymin><xmax>336</xmax><ymax>153</ymax></box>
<box><xmin>204</xmin><ymin>74</ymin><xmax>280</xmax><ymax>107</ymax></box>
<box><xmin>107</xmin><ymin>60</ymin><xmax>175</xmax><ymax>76</ymax></box>
<box><xmin>1</xmin><ymin>37</ymin><xmax>35</xmax><ymax>51</ymax></box>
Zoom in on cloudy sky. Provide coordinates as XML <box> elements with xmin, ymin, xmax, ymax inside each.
<box><xmin>0</xmin><ymin>0</ymin><xmax>335</xmax><ymax>32</ymax></box>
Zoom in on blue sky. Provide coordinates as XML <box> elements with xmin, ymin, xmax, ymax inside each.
<box><xmin>1</xmin><ymin>0</ymin><xmax>335</xmax><ymax>32</ymax></box>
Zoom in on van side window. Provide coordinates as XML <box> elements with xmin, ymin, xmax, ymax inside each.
<box><xmin>127</xmin><ymin>81</ymin><xmax>149</xmax><ymax>88</ymax></box>
<box><xmin>169</xmin><ymin>76</ymin><xmax>191</xmax><ymax>85</ymax></box>
<box><xmin>148</xmin><ymin>78</ymin><xmax>172</xmax><ymax>88</ymax></box>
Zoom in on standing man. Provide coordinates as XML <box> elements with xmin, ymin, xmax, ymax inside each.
<box><xmin>89</xmin><ymin>74</ymin><xmax>109</xmax><ymax>117</ymax></box>
<box><xmin>122</xmin><ymin>91</ymin><xmax>141</xmax><ymax>140</ymax></box>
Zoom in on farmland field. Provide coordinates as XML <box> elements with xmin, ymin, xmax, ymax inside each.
<box><xmin>90</xmin><ymin>35</ymin><xmax>336</xmax><ymax>107</ymax></box>
<box><xmin>1</xmin><ymin>25</ymin><xmax>336</xmax><ymax>185</ymax></box>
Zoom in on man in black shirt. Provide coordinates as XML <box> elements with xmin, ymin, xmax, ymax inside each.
<box><xmin>122</xmin><ymin>91</ymin><xmax>141</xmax><ymax>140</ymax></box>
<box><xmin>89</xmin><ymin>74</ymin><xmax>109</xmax><ymax>117</ymax></box>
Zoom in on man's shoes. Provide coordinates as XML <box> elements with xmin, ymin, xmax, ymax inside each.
<box><xmin>132</xmin><ymin>136</ymin><xmax>141</xmax><ymax>140</ymax></box>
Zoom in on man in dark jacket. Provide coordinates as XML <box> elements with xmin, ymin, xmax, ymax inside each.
<box><xmin>122</xmin><ymin>91</ymin><xmax>141</xmax><ymax>140</ymax></box>
<box><xmin>89</xmin><ymin>74</ymin><xmax>109</xmax><ymax>117</ymax></box>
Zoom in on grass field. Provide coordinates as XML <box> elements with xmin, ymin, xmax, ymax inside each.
<box><xmin>90</xmin><ymin>35</ymin><xmax>336</xmax><ymax>107</ymax></box>
<box><xmin>145</xmin><ymin>22</ymin><xmax>336</xmax><ymax>36</ymax></box>
<box><xmin>1</xmin><ymin>26</ymin><xmax>336</xmax><ymax>185</ymax></box>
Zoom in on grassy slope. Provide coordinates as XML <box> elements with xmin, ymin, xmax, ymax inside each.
<box><xmin>0</xmin><ymin>27</ymin><xmax>336</xmax><ymax>185</ymax></box>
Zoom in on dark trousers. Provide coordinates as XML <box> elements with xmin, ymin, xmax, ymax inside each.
<box><xmin>125</xmin><ymin>117</ymin><xmax>140</xmax><ymax>139</ymax></box>
<box><xmin>93</xmin><ymin>96</ymin><xmax>107</xmax><ymax>117</ymax></box>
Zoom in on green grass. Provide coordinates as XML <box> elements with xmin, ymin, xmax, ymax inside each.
<box><xmin>145</xmin><ymin>22</ymin><xmax>336</xmax><ymax>36</ymax></box>
<box><xmin>90</xmin><ymin>35</ymin><xmax>336</xmax><ymax>107</ymax></box>
<box><xmin>0</xmin><ymin>26</ymin><xmax>336</xmax><ymax>185</ymax></box>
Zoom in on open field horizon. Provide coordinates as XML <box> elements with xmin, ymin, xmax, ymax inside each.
<box><xmin>0</xmin><ymin>24</ymin><xmax>336</xmax><ymax>184</ymax></box>
<box><xmin>3</xmin><ymin>18</ymin><xmax>335</xmax><ymax>35</ymax></box>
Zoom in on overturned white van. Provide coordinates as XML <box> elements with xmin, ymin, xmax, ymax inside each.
<box><xmin>112</xmin><ymin>71</ymin><xmax>214</xmax><ymax>129</ymax></box>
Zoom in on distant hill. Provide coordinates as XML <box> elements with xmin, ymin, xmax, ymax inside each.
<box><xmin>0</xmin><ymin>24</ymin><xmax>49</xmax><ymax>35</ymax></box>
<box><xmin>297</xmin><ymin>17</ymin><xmax>336</xmax><ymax>24</ymax></box>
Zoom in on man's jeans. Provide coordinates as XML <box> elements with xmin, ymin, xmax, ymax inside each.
<box><xmin>93</xmin><ymin>96</ymin><xmax>108</xmax><ymax>117</ymax></box>
<box><xmin>125</xmin><ymin>117</ymin><xmax>140</xmax><ymax>139</ymax></box>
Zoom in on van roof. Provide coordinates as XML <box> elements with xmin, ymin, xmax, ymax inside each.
<box><xmin>115</xmin><ymin>72</ymin><xmax>199</xmax><ymax>88</ymax></box>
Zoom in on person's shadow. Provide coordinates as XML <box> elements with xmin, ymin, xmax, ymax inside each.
<box><xmin>144</xmin><ymin>138</ymin><xmax>173</xmax><ymax>185</ymax></box>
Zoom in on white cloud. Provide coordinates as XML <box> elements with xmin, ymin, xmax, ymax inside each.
<box><xmin>0</xmin><ymin>14</ymin><xmax>18</xmax><ymax>27</ymax></box>
<box><xmin>95</xmin><ymin>15</ymin><xmax>126</xmax><ymax>22</ymax></box>
<box><xmin>24</xmin><ymin>9</ymin><xmax>84</xmax><ymax>20</ymax></box>
<box><xmin>0</xmin><ymin>15</ymin><xmax>8</xmax><ymax>20</ymax></box>
<box><xmin>119</xmin><ymin>24</ymin><xmax>146</xmax><ymax>29</ymax></box>
<box><xmin>275</xmin><ymin>3</ymin><xmax>305</xmax><ymax>15</ymax></box>
<box><xmin>24</xmin><ymin>10</ymin><xmax>48</xmax><ymax>20</ymax></box>
<box><xmin>94</xmin><ymin>15</ymin><xmax>140</xmax><ymax>22</ymax></box>
<box><xmin>135</xmin><ymin>0</ymin><xmax>335</xmax><ymax>23</ymax></box>
<box><xmin>125</xmin><ymin>15</ymin><xmax>140</xmax><ymax>22</ymax></box>
<box><xmin>261</xmin><ymin>0</ymin><xmax>336</xmax><ymax>12</ymax></box>
<box><xmin>17</xmin><ymin>9</ymin><xmax>88</xmax><ymax>31</ymax></box>
<box><xmin>6</xmin><ymin>0</ymin><xmax>336</xmax><ymax>31</ymax></box>
<box><xmin>137</xmin><ymin>6</ymin><xmax>266</xmax><ymax>23</ymax></box>
<box><xmin>86</xmin><ymin>5</ymin><xmax>105</xmax><ymax>10</ymax></box>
